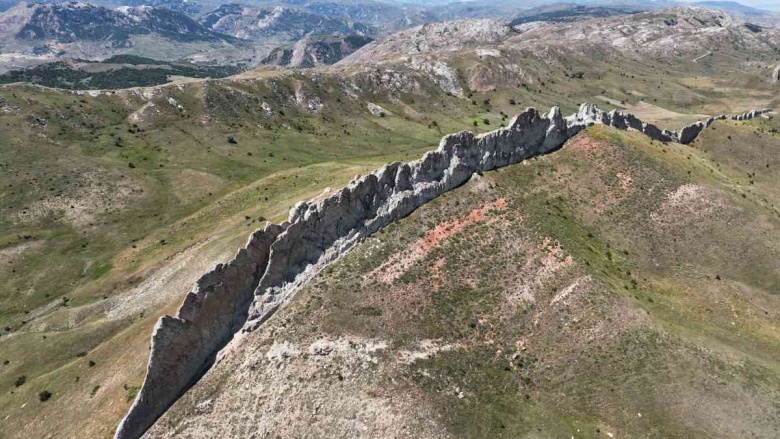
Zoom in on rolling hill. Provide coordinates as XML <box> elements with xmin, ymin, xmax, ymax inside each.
<box><xmin>0</xmin><ymin>5</ymin><xmax>779</xmax><ymax>439</ymax></box>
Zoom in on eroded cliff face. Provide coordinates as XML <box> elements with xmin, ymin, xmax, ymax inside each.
<box><xmin>114</xmin><ymin>224</ymin><xmax>284</xmax><ymax>439</ymax></box>
<box><xmin>114</xmin><ymin>103</ymin><xmax>771</xmax><ymax>439</ymax></box>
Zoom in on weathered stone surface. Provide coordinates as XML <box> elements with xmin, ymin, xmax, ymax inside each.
<box><xmin>679</xmin><ymin>121</ymin><xmax>705</xmax><ymax>144</ymax></box>
<box><xmin>114</xmin><ymin>224</ymin><xmax>283</xmax><ymax>439</ymax></box>
<box><xmin>116</xmin><ymin>103</ymin><xmax>773</xmax><ymax>439</ymax></box>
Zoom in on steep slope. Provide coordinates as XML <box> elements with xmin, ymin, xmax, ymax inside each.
<box><xmin>145</xmin><ymin>114</ymin><xmax>780</xmax><ymax>439</ymax></box>
<box><xmin>289</xmin><ymin>0</ymin><xmax>433</xmax><ymax>34</ymax></box>
<box><xmin>260</xmin><ymin>34</ymin><xmax>373</xmax><ymax>68</ymax></box>
<box><xmin>509</xmin><ymin>7</ymin><xmax>780</xmax><ymax>58</ymax></box>
<box><xmin>337</xmin><ymin>18</ymin><xmax>514</xmax><ymax>65</ymax></box>
<box><xmin>114</xmin><ymin>103</ymin><xmax>771</xmax><ymax>439</ymax></box>
<box><xmin>199</xmin><ymin>4</ymin><xmax>372</xmax><ymax>42</ymax></box>
<box><xmin>340</xmin><ymin>7</ymin><xmax>780</xmax><ymax>66</ymax></box>
<box><xmin>0</xmin><ymin>2</ymin><xmax>249</xmax><ymax>72</ymax></box>
<box><xmin>1</xmin><ymin>10</ymin><xmax>780</xmax><ymax>437</ymax></box>
<box><xmin>7</xmin><ymin>2</ymin><xmax>231</xmax><ymax>45</ymax></box>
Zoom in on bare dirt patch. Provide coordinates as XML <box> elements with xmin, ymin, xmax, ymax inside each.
<box><xmin>0</xmin><ymin>240</ymin><xmax>44</xmax><ymax>266</ymax></box>
<box><xmin>372</xmin><ymin>198</ymin><xmax>506</xmax><ymax>283</ymax></box>
<box><xmin>127</xmin><ymin>101</ymin><xmax>160</xmax><ymax>124</ymax></box>
<box><xmin>650</xmin><ymin>183</ymin><xmax>726</xmax><ymax>228</ymax></box>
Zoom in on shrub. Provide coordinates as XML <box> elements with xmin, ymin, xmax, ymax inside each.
<box><xmin>126</xmin><ymin>385</ymin><xmax>141</xmax><ymax>402</ymax></box>
<box><xmin>39</xmin><ymin>390</ymin><xmax>52</xmax><ymax>402</ymax></box>
<box><xmin>14</xmin><ymin>375</ymin><xmax>26</xmax><ymax>387</ymax></box>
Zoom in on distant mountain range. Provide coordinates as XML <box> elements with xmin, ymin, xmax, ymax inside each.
<box><xmin>260</xmin><ymin>34</ymin><xmax>373</xmax><ymax>68</ymax></box>
<box><xmin>693</xmin><ymin>1</ymin><xmax>769</xmax><ymax>15</ymax></box>
<box><xmin>0</xmin><ymin>54</ymin><xmax>241</xmax><ymax>88</ymax></box>
<box><xmin>9</xmin><ymin>3</ymin><xmax>232</xmax><ymax>45</ymax></box>
<box><xmin>199</xmin><ymin>4</ymin><xmax>373</xmax><ymax>42</ymax></box>
<box><xmin>510</xmin><ymin>4</ymin><xmax>645</xmax><ymax>26</ymax></box>
<box><xmin>0</xmin><ymin>0</ymin><xmax>776</xmax><ymax>81</ymax></box>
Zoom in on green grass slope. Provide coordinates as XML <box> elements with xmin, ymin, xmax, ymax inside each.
<box><xmin>0</xmin><ymin>48</ymin><xmax>778</xmax><ymax>438</ymax></box>
<box><xmin>150</xmin><ymin>118</ymin><xmax>780</xmax><ymax>438</ymax></box>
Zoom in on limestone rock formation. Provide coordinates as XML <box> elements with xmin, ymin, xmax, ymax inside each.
<box><xmin>114</xmin><ymin>224</ymin><xmax>283</xmax><ymax>439</ymax></box>
<box><xmin>115</xmin><ymin>103</ymin><xmax>772</xmax><ymax>439</ymax></box>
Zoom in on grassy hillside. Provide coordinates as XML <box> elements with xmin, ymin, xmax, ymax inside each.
<box><xmin>0</xmin><ymin>57</ymin><xmax>242</xmax><ymax>90</ymax></box>
<box><xmin>0</xmin><ymin>47</ymin><xmax>778</xmax><ymax>438</ymax></box>
<box><xmin>151</xmin><ymin>118</ymin><xmax>780</xmax><ymax>438</ymax></box>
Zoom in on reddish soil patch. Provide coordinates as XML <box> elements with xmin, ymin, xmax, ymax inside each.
<box><xmin>372</xmin><ymin>199</ymin><xmax>507</xmax><ymax>283</ymax></box>
<box><xmin>421</xmin><ymin>198</ymin><xmax>506</xmax><ymax>250</ymax></box>
<box><xmin>569</xmin><ymin>135</ymin><xmax>605</xmax><ymax>156</ymax></box>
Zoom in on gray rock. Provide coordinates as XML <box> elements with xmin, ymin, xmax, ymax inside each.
<box><xmin>679</xmin><ymin>122</ymin><xmax>704</xmax><ymax>144</ymax></box>
<box><xmin>114</xmin><ymin>224</ymin><xmax>283</xmax><ymax>439</ymax></box>
<box><xmin>115</xmin><ymin>103</ymin><xmax>773</xmax><ymax>439</ymax></box>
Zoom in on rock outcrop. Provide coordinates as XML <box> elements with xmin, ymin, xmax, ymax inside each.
<box><xmin>678</xmin><ymin>109</ymin><xmax>772</xmax><ymax>143</ymax></box>
<box><xmin>114</xmin><ymin>224</ymin><xmax>283</xmax><ymax>439</ymax></box>
<box><xmin>114</xmin><ymin>103</ymin><xmax>772</xmax><ymax>439</ymax></box>
<box><xmin>260</xmin><ymin>35</ymin><xmax>374</xmax><ymax>68</ymax></box>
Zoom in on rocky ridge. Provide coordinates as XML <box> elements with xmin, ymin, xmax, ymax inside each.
<box><xmin>260</xmin><ymin>34</ymin><xmax>374</xmax><ymax>68</ymax></box>
<box><xmin>508</xmin><ymin>7</ymin><xmax>780</xmax><ymax>59</ymax></box>
<box><xmin>339</xmin><ymin>8</ymin><xmax>780</xmax><ymax>67</ymax></box>
<box><xmin>337</xmin><ymin>18</ymin><xmax>513</xmax><ymax>66</ymax></box>
<box><xmin>199</xmin><ymin>4</ymin><xmax>372</xmax><ymax>43</ymax></box>
<box><xmin>6</xmin><ymin>2</ymin><xmax>230</xmax><ymax>44</ymax></box>
<box><xmin>114</xmin><ymin>103</ymin><xmax>771</xmax><ymax>439</ymax></box>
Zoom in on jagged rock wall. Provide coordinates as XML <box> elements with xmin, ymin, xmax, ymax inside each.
<box><xmin>115</xmin><ymin>103</ymin><xmax>772</xmax><ymax>439</ymax></box>
<box><xmin>679</xmin><ymin>109</ymin><xmax>772</xmax><ymax>144</ymax></box>
<box><xmin>114</xmin><ymin>224</ymin><xmax>283</xmax><ymax>439</ymax></box>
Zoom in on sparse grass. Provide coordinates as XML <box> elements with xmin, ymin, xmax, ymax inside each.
<box><xmin>1</xmin><ymin>49</ymin><xmax>779</xmax><ymax>438</ymax></box>
<box><xmin>264</xmin><ymin>119</ymin><xmax>780</xmax><ymax>438</ymax></box>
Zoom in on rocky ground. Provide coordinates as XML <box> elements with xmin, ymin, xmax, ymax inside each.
<box><xmin>0</xmin><ymin>5</ymin><xmax>779</xmax><ymax>438</ymax></box>
<box><xmin>148</xmin><ymin>118</ymin><xmax>780</xmax><ymax>438</ymax></box>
